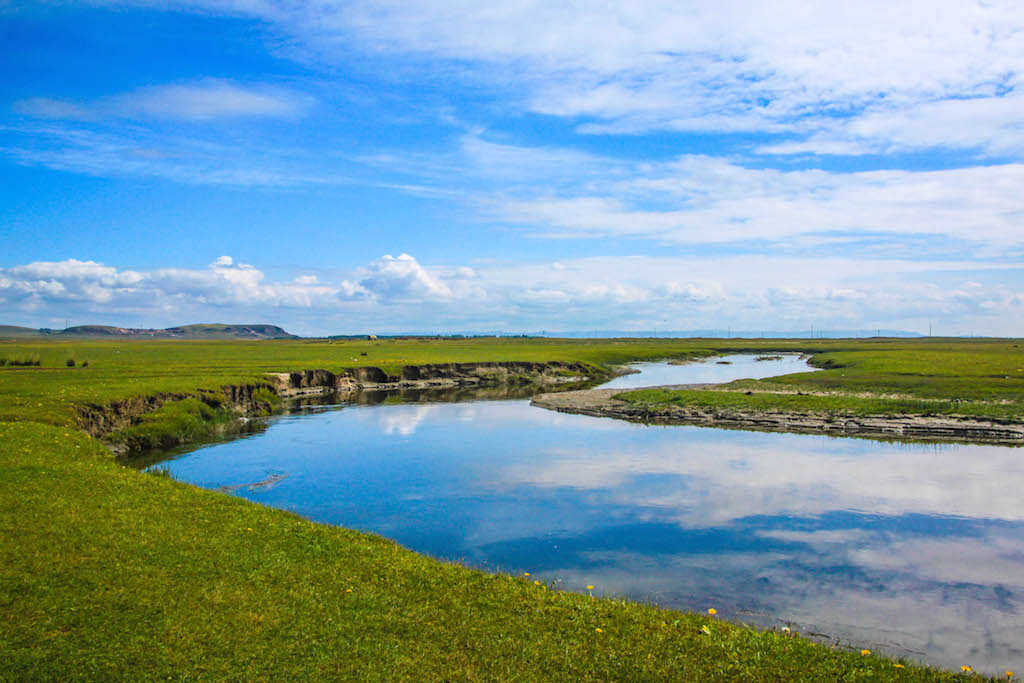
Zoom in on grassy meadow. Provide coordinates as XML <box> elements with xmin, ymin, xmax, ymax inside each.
<box><xmin>619</xmin><ymin>338</ymin><xmax>1024</xmax><ymax>422</ymax></box>
<box><xmin>2</xmin><ymin>335</ymin><xmax>1019</xmax><ymax>680</ymax></box>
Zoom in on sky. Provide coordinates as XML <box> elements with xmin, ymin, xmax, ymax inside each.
<box><xmin>2</xmin><ymin>1</ymin><xmax>1023</xmax><ymax>336</ymax></box>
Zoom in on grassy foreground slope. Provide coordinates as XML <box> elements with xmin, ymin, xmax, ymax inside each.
<box><xmin>0</xmin><ymin>337</ymin><xmax>1001</xmax><ymax>680</ymax></box>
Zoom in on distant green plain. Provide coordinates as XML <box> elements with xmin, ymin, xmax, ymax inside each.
<box><xmin>619</xmin><ymin>338</ymin><xmax>1024</xmax><ymax>422</ymax></box>
<box><xmin>2</xmin><ymin>335</ymin><xmax>1018</xmax><ymax>681</ymax></box>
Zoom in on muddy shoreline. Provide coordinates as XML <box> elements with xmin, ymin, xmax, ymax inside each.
<box><xmin>531</xmin><ymin>385</ymin><xmax>1024</xmax><ymax>445</ymax></box>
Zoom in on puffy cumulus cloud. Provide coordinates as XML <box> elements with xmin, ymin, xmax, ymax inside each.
<box><xmin>2</xmin><ymin>253</ymin><xmax>1023</xmax><ymax>335</ymax></box>
<box><xmin>357</xmin><ymin>253</ymin><xmax>453</xmax><ymax>301</ymax></box>
<box><xmin>0</xmin><ymin>257</ymin><xmax>337</xmax><ymax>313</ymax></box>
<box><xmin>472</xmin><ymin>254</ymin><xmax>1024</xmax><ymax>335</ymax></box>
<box><xmin>2</xmin><ymin>260</ymin><xmax>146</xmax><ymax>305</ymax></box>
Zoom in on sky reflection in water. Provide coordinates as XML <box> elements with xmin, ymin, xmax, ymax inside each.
<box><xmin>149</xmin><ymin>355</ymin><xmax>1024</xmax><ymax>674</ymax></box>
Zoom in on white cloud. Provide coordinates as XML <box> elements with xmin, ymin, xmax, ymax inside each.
<box><xmin>12</xmin><ymin>98</ymin><xmax>92</xmax><ymax>120</ymax></box>
<box><xmin>349</xmin><ymin>133</ymin><xmax>1024</xmax><ymax>253</ymax></box>
<box><xmin>154</xmin><ymin>0</ymin><xmax>1024</xmax><ymax>152</ymax></box>
<box><xmin>761</xmin><ymin>92</ymin><xmax>1024</xmax><ymax>157</ymax></box>
<box><xmin>357</xmin><ymin>253</ymin><xmax>453</xmax><ymax>301</ymax></box>
<box><xmin>14</xmin><ymin>79</ymin><xmax>310</xmax><ymax>123</ymax></box>
<box><xmin>2</xmin><ymin>123</ymin><xmax>330</xmax><ymax>187</ymax></box>
<box><xmin>496</xmin><ymin>433</ymin><xmax>1024</xmax><ymax>528</ymax></box>
<box><xmin>110</xmin><ymin>79</ymin><xmax>310</xmax><ymax>121</ymax></box>
<box><xmin>2</xmin><ymin>252</ymin><xmax>1022</xmax><ymax>335</ymax></box>
<box><xmin>445</xmin><ymin>142</ymin><xmax>1024</xmax><ymax>250</ymax></box>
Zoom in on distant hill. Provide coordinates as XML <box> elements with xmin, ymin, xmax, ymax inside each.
<box><xmin>0</xmin><ymin>325</ymin><xmax>42</xmax><ymax>338</ymax></box>
<box><xmin>162</xmin><ymin>324</ymin><xmax>297</xmax><ymax>339</ymax></box>
<box><xmin>1</xmin><ymin>324</ymin><xmax>297</xmax><ymax>340</ymax></box>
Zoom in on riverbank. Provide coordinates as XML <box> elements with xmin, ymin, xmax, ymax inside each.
<box><xmin>532</xmin><ymin>384</ymin><xmax>1024</xmax><ymax>444</ymax></box>
<box><xmin>79</xmin><ymin>360</ymin><xmax>608</xmax><ymax>454</ymax></box>
<box><xmin>2</xmin><ymin>336</ymin><xmax>1018</xmax><ymax>679</ymax></box>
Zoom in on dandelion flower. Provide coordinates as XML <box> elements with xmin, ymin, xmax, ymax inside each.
<box><xmin>587</xmin><ymin>585</ymin><xmax>594</xmax><ymax>591</ymax></box>
<box><xmin>524</xmin><ymin>572</ymin><xmax>530</xmax><ymax>577</ymax></box>
<box><xmin>860</xmin><ymin>649</ymin><xmax>870</xmax><ymax>656</ymax></box>
<box><xmin>895</xmin><ymin>664</ymin><xmax>905</xmax><ymax>669</ymax></box>
<box><xmin>961</xmin><ymin>665</ymin><xmax>972</xmax><ymax>673</ymax></box>
<box><xmin>595</xmin><ymin>628</ymin><xmax>603</xmax><ymax>633</ymax></box>
<box><xmin>534</xmin><ymin>580</ymin><xmax>540</xmax><ymax>586</ymax></box>
<box><xmin>707</xmin><ymin>608</ymin><xmax>717</xmax><ymax>616</ymax></box>
<box><xmin>1006</xmin><ymin>672</ymin><xmax>1014</xmax><ymax>679</ymax></box>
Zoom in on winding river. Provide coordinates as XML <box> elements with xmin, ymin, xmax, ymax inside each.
<box><xmin>142</xmin><ymin>354</ymin><xmax>1024</xmax><ymax>675</ymax></box>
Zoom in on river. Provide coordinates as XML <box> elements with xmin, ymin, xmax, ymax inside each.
<box><xmin>141</xmin><ymin>353</ymin><xmax>1024</xmax><ymax>674</ymax></box>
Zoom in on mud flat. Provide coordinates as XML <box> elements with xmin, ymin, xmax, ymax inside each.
<box><xmin>531</xmin><ymin>385</ymin><xmax>1024</xmax><ymax>444</ymax></box>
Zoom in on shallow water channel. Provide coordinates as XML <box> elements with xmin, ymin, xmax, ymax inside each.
<box><xmin>142</xmin><ymin>354</ymin><xmax>1024</xmax><ymax>674</ymax></box>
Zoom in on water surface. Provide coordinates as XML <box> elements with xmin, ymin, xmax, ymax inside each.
<box><xmin>599</xmin><ymin>352</ymin><xmax>812</xmax><ymax>389</ymax></box>
<box><xmin>144</xmin><ymin>355</ymin><xmax>1024</xmax><ymax>674</ymax></box>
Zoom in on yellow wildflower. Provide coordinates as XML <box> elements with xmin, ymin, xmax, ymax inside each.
<box><xmin>595</xmin><ymin>628</ymin><xmax>603</xmax><ymax>633</ymax></box>
<box><xmin>534</xmin><ymin>580</ymin><xmax>540</xmax><ymax>586</ymax></box>
<box><xmin>587</xmin><ymin>585</ymin><xmax>594</xmax><ymax>590</ymax></box>
<box><xmin>707</xmin><ymin>608</ymin><xmax>717</xmax><ymax>616</ymax></box>
<box><xmin>961</xmin><ymin>666</ymin><xmax>972</xmax><ymax>673</ymax></box>
<box><xmin>894</xmin><ymin>664</ymin><xmax>905</xmax><ymax>669</ymax></box>
<box><xmin>1006</xmin><ymin>672</ymin><xmax>1014</xmax><ymax>679</ymax></box>
<box><xmin>860</xmin><ymin>649</ymin><xmax>870</xmax><ymax>656</ymax></box>
<box><xmin>524</xmin><ymin>572</ymin><xmax>530</xmax><ymax>577</ymax></box>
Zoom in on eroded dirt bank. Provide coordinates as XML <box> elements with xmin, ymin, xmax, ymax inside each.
<box><xmin>531</xmin><ymin>386</ymin><xmax>1024</xmax><ymax>444</ymax></box>
<box><xmin>267</xmin><ymin>361</ymin><xmax>598</xmax><ymax>398</ymax></box>
<box><xmin>79</xmin><ymin>361</ymin><xmax>603</xmax><ymax>447</ymax></box>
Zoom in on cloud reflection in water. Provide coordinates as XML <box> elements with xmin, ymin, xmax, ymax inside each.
<box><xmin>153</xmin><ymin>368</ymin><xmax>1024</xmax><ymax>674</ymax></box>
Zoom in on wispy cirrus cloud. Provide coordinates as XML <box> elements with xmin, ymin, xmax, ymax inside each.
<box><xmin>13</xmin><ymin>79</ymin><xmax>311</xmax><ymax>122</ymax></box>
<box><xmin>0</xmin><ymin>122</ymin><xmax>334</xmax><ymax>187</ymax></box>
<box><xmin>760</xmin><ymin>92</ymin><xmax>1024</xmax><ymax>157</ymax></box>
<box><xmin>361</xmin><ymin>133</ymin><xmax>1024</xmax><ymax>255</ymax></box>
<box><xmin>148</xmin><ymin>0</ymin><xmax>1024</xmax><ymax>154</ymax></box>
<box><xmin>5</xmin><ymin>79</ymin><xmax>320</xmax><ymax>185</ymax></box>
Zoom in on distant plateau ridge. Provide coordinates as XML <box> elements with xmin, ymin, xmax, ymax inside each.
<box><xmin>0</xmin><ymin>324</ymin><xmax>296</xmax><ymax>340</ymax></box>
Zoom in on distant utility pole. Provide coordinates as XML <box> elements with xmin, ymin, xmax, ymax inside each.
<box><xmin>929</xmin><ymin>322</ymin><xmax>932</xmax><ymax>337</ymax></box>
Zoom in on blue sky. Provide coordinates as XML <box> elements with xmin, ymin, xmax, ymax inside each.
<box><xmin>2</xmin><ymin>1</ymin><xmax>1023</xmax><ymax>336</ymax></box>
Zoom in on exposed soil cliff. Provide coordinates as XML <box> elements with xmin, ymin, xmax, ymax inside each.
<box><xmin>267</xmin><ymin>361</ymin><xmax>597</xmax><ymax>398</ymax></box>
<box><xmin>80</xmin><ymin>361</ymin><xmax>601</xmax><ymax>449</ymax></box>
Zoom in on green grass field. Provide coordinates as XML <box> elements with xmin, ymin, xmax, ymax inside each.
<box><xmin>619</xmin><ymin>338</ymin><xmax>1024</xmax><ymax>422</ymax></box>
<box><xmin>2</xmin><ymin>336</ymin><xmax>1016</xmax><ymax>680</ymax></box>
